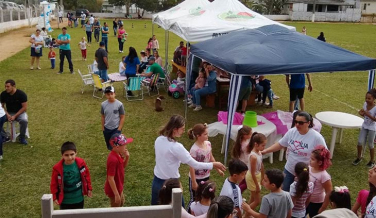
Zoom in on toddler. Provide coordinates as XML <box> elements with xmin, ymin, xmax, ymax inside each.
<box><xmin>119</xmin><ymin>56</ymin><xmax>126</xmax><ymax>75</ymax></box>
<box><xmin>190</xmin><ymin>181</ymin><xmax>216</xmax><ymax>216</ymax></box>
<box><xmin>78</xmin><ymin>37</ymin><xmax>89</xmax><ymax>61</ymax></box>
<box><xmin>188</xmin><ymin>69</ymin><xmax>206</xmax><ymax>104</ymax></box>
<box><xmin>48</xmin><ymin>47</ymin><xmax>56</xmax><ymax>69</ymax></box>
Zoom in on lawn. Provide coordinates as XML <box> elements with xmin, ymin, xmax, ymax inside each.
<box><xmin>0</xmin><ymin>20</ymin><xmax>375</xmax><ymax>217</ymax></box>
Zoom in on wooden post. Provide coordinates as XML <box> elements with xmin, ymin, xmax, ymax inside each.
<box><xmin>41</xmin><ymin>194</ymin><xmax>53</xmax><ymax>218</ymax></box>
<box><xmin>171</xmin><ymin>188</ymin><xmax>182</xmax><ymax>218</ymax></box>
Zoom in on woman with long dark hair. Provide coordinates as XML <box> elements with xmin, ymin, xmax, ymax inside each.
<box><xmin>123</xmin><ymin>47</ymin><xmax>140</xmax><ymax>95</ymax></box>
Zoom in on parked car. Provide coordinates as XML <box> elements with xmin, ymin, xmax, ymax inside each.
<box><xmin>76</xmin><ymin>9</ymin><xmax>89</xmax><ymax>17</ymax></box>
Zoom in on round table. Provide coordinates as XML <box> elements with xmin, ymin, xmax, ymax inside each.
<box><xmin>207</xmin><ymin>115</ymin><xmax>277</xmax><ymax>163</ymax></box>
<box><xmin>315</xmin><ymin>111</ymin><xmax>363</xmax><ymax>158</ymax></box>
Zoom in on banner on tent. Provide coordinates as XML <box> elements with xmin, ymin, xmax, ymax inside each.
<box><xmin>212</xmin><ymin>32</ymin><xmax>229</xmax><ymax>38</ymax></box>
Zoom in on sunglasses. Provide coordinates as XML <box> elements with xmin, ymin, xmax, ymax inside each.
<box><xmin>295</xmin><ymin>120</ymin><xmax>309</xmax><ymax>125</ymax></box>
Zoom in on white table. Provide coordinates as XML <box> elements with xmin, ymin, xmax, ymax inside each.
<box><xmin>315</xmin><ymin>111</ymin><xmax>363</xmax><ymax>158</ymax></box>
<box><xmin>108</xmin><ymin>73</ymin><xmax>127</xmax><ymax>82</ymax></box>
<box><xmin>207</xmin><ymin>115</ymin><xmax>277</xmax><ymax>163</ymax></box>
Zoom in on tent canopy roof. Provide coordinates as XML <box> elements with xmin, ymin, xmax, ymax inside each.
<box><xmin>190</xmin><ymin>25</ymin><xmax>376</xmax><ymax>74</ymax></box>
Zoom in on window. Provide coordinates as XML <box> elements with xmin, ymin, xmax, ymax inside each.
<box><xmin>307</xmin><ymin>4</ymin><xmax>313</xmax><ymax>12</ymax></box>
<box><xmin>327</xmin><ymin>5</ymin><xmax>339</xmax><ymax>11</ymax></box>
<box><xmin>364</xmin><ymin>3</ymin><xmax>367</xmax><ymax>10</ymax></box>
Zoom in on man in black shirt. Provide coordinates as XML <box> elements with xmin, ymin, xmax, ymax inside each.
<box><xmin>0</xmin><ymin>80</ymin><xmax>28</xmax><ymax>145</ymax></box>
<box><xmin>95</xmin><ymin>41</ymin><xmax>109</xmax><ymax>82</ymax></box>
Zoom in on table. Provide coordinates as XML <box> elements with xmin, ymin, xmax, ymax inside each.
<box><xmin>108</xmin><ymin>73</ymin><xmax>127</xmax><ymax>82</ymax></box>
<box><xmin>315</xmin><ymin>111</ymin><xmax>363</xmax><ymax>158</ymax></box>
<box><xmin>171</xmin><ymin>60</ymin><xmax>186</xmax><ymax>75</ymax></box>
<box><xmin>207</xmin><ymin>115</ymin><xmax>277</xmax><ymax>163</ymax></box>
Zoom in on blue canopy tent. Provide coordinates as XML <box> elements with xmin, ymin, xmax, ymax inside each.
<box><xmin>186</xmin><ymin>25</ymin><xmax>376</xmax><ymax>163</ymax></box>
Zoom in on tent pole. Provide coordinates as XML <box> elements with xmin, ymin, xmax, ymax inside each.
<box><xmin>368</xmin><ymin>69</ymin><xmax>375</xmax><ymax>90</ymax></box>
<box><xmin>185</xmin><ymin>53</ymin><xmax>193</xmax><ymax>120</ymax></box>
<box><xmin>165</xmin><ymin>30</ymin><xmax>168</xmax><ymax>68</ymax></box>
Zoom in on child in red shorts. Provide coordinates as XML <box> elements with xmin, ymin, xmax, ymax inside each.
<box><xmin>104</xmin><ymin>133</ymin><xmax>132</xmax><ymax>207</ymax></box>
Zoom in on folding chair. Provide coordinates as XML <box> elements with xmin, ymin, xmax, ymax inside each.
<box><xmin>87</xmin><ymin>64</ymin><xmax>94</xmax><ymax>74</ymax></box>
<box><xmin>142</xmin><ymin>74</ymin><xmax>160</xmax><ymax>96</ymax></box>
<box><xmin>123</xmin><ymin>76</ymin><xmax>143</xmax><ymax>101</ymax></box>
<box><xmin>92</xmin><ymin>74</ymin><xmax>112</xmax><ymax>99</ymax></box>
<box><xmin>78</xmin><ymin>69</ymin><xmax>94</xmax><ymax>94</ymax></box>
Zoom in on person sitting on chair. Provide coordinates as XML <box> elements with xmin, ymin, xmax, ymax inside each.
<box><xmin>0</xmin><ymin>79</ymin><xmax>28</xmax><ymax>145</ymax></box>
<box><xmin>189</xmin><ymin>63</ymin><xmax>217</xmax><ymax>112</ymax></box>
<box><xmin>140</xmin><ymin>56</ymin><xmax>165</xmax><ymax>79</ymax></box>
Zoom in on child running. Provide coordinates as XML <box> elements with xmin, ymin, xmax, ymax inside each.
<box><xmin>289</xmin><ymin>162</ymin><xmax>314</xmax><ymax>218</ymax></box>
<box><xmin>353</xmin><ymin>88</ymin><xmax>376</xmax><ymax>168</ymax></box>
<box><xmin>50</xmin><ymin>141</ymin><xmax>92</xmax><ymax>209</ymax></box>
<box><xmin>48</xmin><ymin>46</ymin><xmax>56</xmax><ymax>69</ymax></box>
<box><xmin>78</xmin><ymin>37</ymin><xmax>89</xmax><ymax>61</ymax></box>
<box><xmin>189</xmin><ymin>181</ymin><xmax>216</xmax><ymax>216</ymax></box>
<box><xmin>104</xmin><ymin>133</ymin><xmax>131</xmax><ymax>207</ymax></box>
<box><xmin>307</xmin><ymin>145</ymin><xmax>332</xmax><ymax>217</ymax></box>
<box><xmin>245</xmin><ymin>132</ymin><xmax>266</xmax><ymax>209</ymax></box>
<box><xmin>232</xmin><ymin>126</ymin><xmax>252</xmax><ymax>193</ymax></box>
<box><xmin>187</xmin><ymin>123</ymin><xmax>224</xmax><ymax>211</ymax></box>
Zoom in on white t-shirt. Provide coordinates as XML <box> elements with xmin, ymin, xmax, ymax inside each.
<box><xmin>362</xmin><ymin>102</ymin><xmax>376</xmax><ymax>131</ymax></box>
<box><xmin>58</xmin><ymin>11</ymin><xmax>63</xmax><ymax>17</ymax></box>
<box><xmin>81</xmin><ymin>13</ymin><xmax>86</xmax><ymax>20</ymax></box>
<box><xmin>279</xmin><ymin>127</ymin><xmax>327</xmax><ymax>174</ymax></box>
<box><xmin>79</xmin><ymin>41</ymin><xmax>87</xmax><ymax>50</ymax></box>
<box><xmin>190</xmin><ymin>202</ymin><xmax>209</xmax><ymax>216</ymax></box>
<box><xmin>153</xmin><ymin>136</ymin><xmax>213</xmax><ymax>180</ymax></box>
<box><xmin>182</xmin><ymin>207</ymin><xmax>207</xmax><ymax>218</ymax></box>
<box><xmin>365</xmin><ymin>196</ymin><xmax>376</xmax><ymax>217</ymax></box>
<box><xmin>0</xmin><ymin>104</ymin><xmax>5</xmax><ymax>117</ymax></box>
<box><xmin>89</xmin><ymin>16</ymin><xmax>94</xmax><ymax>24</ymax></box>
<box><xmin>248</xmin><ymin>151</ymin><xmax>263</xmax><ymax>175</ymax></box>
<box><xmin>189</xmin><ymin>141</ymin><xmax>212</xmax><ymax>179</ymax></box>
<box><xmin>220</xmin><ymin>178</ymin><xmax>243</xmax><ymax>210</ymax></box>
<box><xmin>92</xmin><ymin>60</ymin><xmax>99</xmax><ymax>72</ymax></box>
<box><xmin>30</xmin><ymin>34</ymin><xmax>44</xmax><ymax>48</ymax></box>
<box><xmin>119</xmin><ymin>61</ymin><xmax>125</xmax><ymax>74</ymax></box>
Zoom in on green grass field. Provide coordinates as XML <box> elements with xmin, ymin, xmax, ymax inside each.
<box><xmin>0</xmin><ymin>20</ymin><xmax>376</xmax><ymax>217</ymax></box>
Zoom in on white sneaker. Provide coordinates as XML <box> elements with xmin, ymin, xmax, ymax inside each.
<box><xmin>0</xmin><ymin>155</ymin><xmax>3</xmax><ymax>160</ymax></box>
<box><xmin>189</xmin><ymin>104</ymin><xmax>196</xmax><ymax>108</ymax></box>
<box><xmin>273</xmin><ymin>95</ymin><xmax>280</xmax><ymax>100</ymax></box>
<box><xmin>187</xmin><ymin>100</ymin><xmax>193</xmax><ymax>105</ymax></box>
<box><xmin>193</xmin><ymin>106</ymin><xmax>203</xmax><ymax>111</ymax></box>
<box><xmin>37</xmin><ymin>66</ymin><xmax>41</xmax><ymax>70</ymax></box>
<box><xmin>30</xmin><ymin>66</ymin><xmax>34</xmax><ymax>70</ymax></box>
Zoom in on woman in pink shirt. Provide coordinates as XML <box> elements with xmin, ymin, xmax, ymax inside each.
<box><xmin>117</xmin><ymin>25</ymin><xmax>126</xmax><ymax>53</ymax></box>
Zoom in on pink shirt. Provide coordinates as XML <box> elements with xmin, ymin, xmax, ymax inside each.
<box><xmin>309</xmin><ymin>166</ymin><xmax>331</xmax><ymax>203</ymax></box>
<box><xmin>189</xmin><ymin>141</ymin><xmax>212</xmax><ymax>179</ymax></box>
<box><xmin>357</xmin><ymin>189</ymin><xmax>369</xmax><ymax>214</ymax></box>
<box><xmin>195</xmin><ymin>77</ymin><xmax>206</xmax><ymax>89</ymax></box>
<box><xmin>118</xmin><ymin>29</ymin><xmax>125</xmax><ymax>39</ymax></box>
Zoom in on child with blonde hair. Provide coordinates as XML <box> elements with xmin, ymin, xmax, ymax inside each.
<box><xmin>187</xmin><ymin>123</ymin><xmax>224</xmax><ymax>211</ymax></box>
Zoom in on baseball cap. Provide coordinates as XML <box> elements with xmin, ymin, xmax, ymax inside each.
<box><xmin>99</xmin><ymin>41</ymin><xmax>105</xmax><ymax>46</ymax></box>
<box><xmin>104</xmin><ymin>86</ymin><xmax>115</xmax><ymax>93</ymax></box>
<box><xmin>148</xmin><ymin>56</ymin><xmax>155</xmax><ymax>61</ymax></box>
<box><xmin>109</xmin><ymin>133</ymin><xmax>133</xmax><ymax>147</ymax></box>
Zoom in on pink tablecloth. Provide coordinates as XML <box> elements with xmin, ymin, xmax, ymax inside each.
<box><xmin>108</xmin><ymin>73</ymin><xmax>127</xmax><ymax>82</ymax></box>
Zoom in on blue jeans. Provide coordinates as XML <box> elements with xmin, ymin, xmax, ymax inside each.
<box><xmin>113</xmin><ymin>27</ymin><xmax>117</xmax><ymax>36</ymax></box>
<box><xmin>0</xmin><ymin>115</ymin><xmax>5</xmax><ymax>155</ymax></box>
<box><xmin>102</xmin><ymin>37</ymin><xmax>108</xmax><ymax>52</ymax></box>
<box><xmin>103</xmin><ymin>127</ymin><xmax>120</xmax><ymax>150</ymax></box>
<box><xmin>98</xmin><ymin>69</ymin><xmax>108</xmax><ymax>81</ymax></box>
<box><xmin>262</xmin><ymin>89</ymin><xmax>274</xmax><ymax>106</ymax></box>
<box><xmin>50</xmin><ymin>59</ymin><xmax>55</xmax><ymax>69</ymax></box>
<box><xmin>192</xmin><ymin>87</ymin><xmax>215</xmax><ymax>106</ymax></box>
<box><xmin>282</xmin><ymin>168</ymin><xmax>295</xmax><ymax>192</ymax></box>
<box><xmin>294</xmin><ymin>97</ymin><xmax>300</xmax><ymax>110</ymax></box>
<box><xmin>151</xmin><ymin>175</ymin><xmax>185</xmax><ymax>207</ymax></box>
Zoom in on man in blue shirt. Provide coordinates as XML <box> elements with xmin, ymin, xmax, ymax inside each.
<box><xmin>93</xmin><ymin>18</ymin><xmax>100</xmax><ymax>42</ymax></box>
<box><xmin>56</xmin><ymin>27</ymin><xmax>73</xmax><ymax>74</ymax></box>
<box><xmin>101</xmin><ymin>22</ymin><xmax>109</xmax><ymax>52</ymax></box>
<box><xmin>285</xmin><ymin>74</ymin><xmax>312</xmax><ymax>112</ymax></box>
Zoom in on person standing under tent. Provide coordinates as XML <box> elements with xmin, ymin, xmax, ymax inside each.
<box><xmin>285</xmin><ymin>73</ymin><xmax>312</xmax><ymax>112</ymax></box>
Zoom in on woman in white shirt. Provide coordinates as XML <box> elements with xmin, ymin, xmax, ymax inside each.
<box><xmin>29</xmin><ymin>29</ymin><xmax>44</xmax><ymax>70</ymax></box>
<box><xmin>151</xmin><ymin>115</ymin><xmax>226</xmax><ymax>205</ymax></box>
<box><xmin>261</xmin><ymin>111</ymin><xmax>327</xmax><ymax>192</ymax></box>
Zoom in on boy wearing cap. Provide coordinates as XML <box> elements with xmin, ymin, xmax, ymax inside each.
<box><xmin>140</xmin><ymin>56</ymin><xmax>165</xmax><ymax>79</ymax></box>
<box><xmin>101</xmin><ymin>86</ymin><xmax>125</xmax><ymax>151</ymax></box>
<box><xmin>104</xmin><ymin>133</ymin><xmax>131</xmax><ymax>207</ymax></box>
<box><xmin>50</xmin><ymin>141</ymin><xmax>92</xmax><ymax>209</ymax></box>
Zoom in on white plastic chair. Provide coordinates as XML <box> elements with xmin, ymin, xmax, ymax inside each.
<box><xmin>78</xmin><ymin>69</ymin><xmax>94</xmax><ymax>94</ymax></box>
<box><xmin>6</xmin><ymin>118</ymin><xmax>30</xmax><ymax>142</ymax></box>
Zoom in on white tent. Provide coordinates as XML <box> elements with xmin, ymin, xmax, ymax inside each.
<box><xmin>168</xmin><ymin>0</ymin><xmax>296</xmax><ymax>42</ymax></box>
<box><xmin>152</xmin><ymin>0</ymin><xmax>211</xmax><ymax>30</ymax></box>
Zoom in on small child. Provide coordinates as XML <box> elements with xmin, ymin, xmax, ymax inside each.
<box><xmin>206</xmin><ymin>196</ymin><xmax>235</xmax><ymax>218</ymax></box>
<box><xmin>187</xmin><ymin>124</ymin><xmax>223</xmax><ymax>211</ymax></box>
<box><xmin>119</xmin><ymin>56</ymin><xmax>126</xmax><ymax>75</ymax></box>
<box><xmin>181</xmin><ymin>43</ymin><xmax>188</xmax><ymax>67</ymax></box>
<box><xmin>352</xmin><ymin>189</ymin><xmax>369</xmax><ymax>217</ymax></box>
<box><xmin>307</xmin><ymin>145</ymin><xmax>333</xmax><ymax>217</ymax></box>
<box><xmin>50</xmin><ymin>141</ymin><xmax>92</xmax><ymax>209</ymax></box>
<box><xmin>190</xmin><ymin>181</ymin><xmax>216</xmax><ymax>216</ymax></box>
<box><xmin>188</xmin><ymin>69</ymin><xmax>206</xmax><ymax>104</ymax></box>
<box><xmin>78</xmin><ymin>37</ymin><xmax>89</xmax><ymax>61</ymax></box>
<box><xmin>242</xmin><ymin>169</ymin><xmax>293</xmax><ymax>218</ymax></box>
<box><xmin>353</xmin><ymin>88</ymin><xmax>376</xmax><ymax>168</ymax></box>
<box><xmin>258</xmin><ymin>75</ymin><xmax>274</xmax><ymax>108</ymax></box>
<box><xmin>48</xmin><ymin>47</ymin><xmax>56</xmax><ymax>69</ymax></box>
<box><xmin>104</xmin><ymin>133</ymin><xmax>131</xmax><ymax>207</ymax></box>
<box><xmin>220</xmin><ymin>158</ymin><xmax>248</xmax><ymax>218</ymax></box>
<box><xmin>101</xmin><ymin>86</ymin><xmax>125</xmax><ymax>151</ymax></box>
<box><xmin>289</xmin><ymin>162</ymin><xmax>314</xmax><ymax>218</ymax></box>
<box><xmin>245</xmin><ymin>132</ymin><xmax>266</xmax><ymax>209</ymax></box>
<box><xmin>176</xmin><ymin>70</ymin><xmax>186</xmax><ymax>89</ymax></box>
<box><xmin>232</xmin><ymin>126</ymin><xmax>252</xmax><ymax>193</ymax></box>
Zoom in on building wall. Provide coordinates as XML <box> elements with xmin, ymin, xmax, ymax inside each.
<box><xmin>290</xmin><ymin>8</ymin><xmax>361</xmax><ymax>21</ymax></box>
<box><xmin>361</xmin><ymin>1</ymin><xmax>376</xmax><ymax>14</ymax></box>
